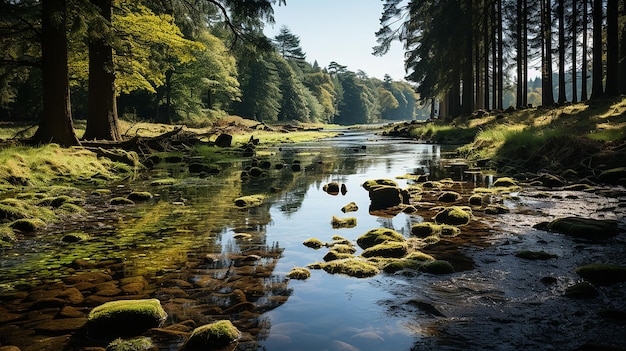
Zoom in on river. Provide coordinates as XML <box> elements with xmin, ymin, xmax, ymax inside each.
<box><xmin>0</xmin><ymin>129</ymin><xmax>625</xmax><ymax>351</ymax></box>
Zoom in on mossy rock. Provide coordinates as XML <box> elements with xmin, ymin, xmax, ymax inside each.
<box><xmin>0</xmin><ymin>203</ymin><xmax>28</xmax><ymax>222</ymax></box>
<box><xmin>106</xmin><ymin>337</ymin><xmax>153</xmax><ymax>351</ymax></box>
<box><xmin>536</xmin><ymin>173</ymin><xmax>565</xmax><ymax>187</ymax></box>
<box><xmin>515</xmin><ymin>250</ymin><xmax>557</xmax><ymax>260</ymax></box>
<box><xmin>111</xmin><ymin>197</ymin><xmax>135</xmax><ymax>205</ymax></box>
<box><xmin>545</xmin><ymin>217</ymin><xmax>618</xmax><ymax>240</ymax></box>
<box><xmin>87</xmin><ymin>299</ymin><xmax>167</xmax><ymax>339</ymax></box>
<box><xmin>564</xmin><ymin>282</ymin><xmax>599</xmax><ymax>299</ymax></box>
<box><xmin>341</xmin><ymin>201</ymin><xmax>359</xmax><ymax>213</ymax></box>
<box><xmin>0</xmin><ymin>226</ymin><xmax>16</xmax><ymax>247</ymax></box>
<box><xmin>61</xmin><ymin>231</ymin><xmax>91</xmax><ymax>243</ymax></box>
<box><xmin>127</xmin><ymin>192</ymin><xmax>153</xmax><ymax>201</ymax></box>
<box><xmin>38</xmin><ymin>195</ymin><xmax>83</xmax><ymax>208</ymax></box>
<box><xmin>362</xmin><ymin>179</ymin><xmax>398</xmax><ymax>191</ymax></box>
<box><xmin>468</xmin><ymin>194</ymin><xmax>485</xmax><ymax>206</ymax></box>
<box><xmin>184</xmin><ymin>320</ymin><xmax>240</xmax><ymax>350</ymax></box>
<box><xmin>598</xmin><ymin>167</ymin><xmax>626</xmax><ymax>184</ymax></box>
<box><xmin>329</xmin><ymin>243</ymin><xmax>356</xmax><ymax>254</ymax></box>
<box><xmin>437</xmin><ymin>191</ymin><xmax>462</xmax><ymax>203</ymax></box>
<box><xmin>303</xmin><ymin>238</ymin><xmax>324</xmax><ymax>249</ymax></box>
<box><xmin>382</xmin><ymin>258</ymin><xmax>425</xmax><ymax>273</ymax></box>
<box><xmin>357</xmin><ymin>228</ymin><xmax>405</xmax><ymax>249</ymax></box>
<box><xmin>434</xmin><ymin>206</ymin><xmax>472</xmax><ymax>226</ymax></box>
<box><xmin>368</xmin><ymin>185</ymin><xmax>403</xmax><ymax>209</ymax></box>
<box><xmin>233</xmin><ymin>194</ymin><xmax>265</xmax><ymax>208</ymax></box>
<box><xmin>58</xmin><ymin>203</ymin><xmax>85</xmax><ymax>214</ymax></box>
<box><xmin>323</xmin><ymin>181</ymin><xmax>341</xmax><ymax>194</ymax></box>
<box><xmin>493</xmin><ymin>177</ymin><xmax>517</xmax><ymax>187</ymax></box>
<box><xmin>361</xmin><ymin>241</ymin><xmax>408</xmax><ymax>259</ymax></box>
<box><xmin>323</xmin><ymin>250</ymin><xmax>354</xmax><ymax>261</ymax></box>
<box><xmin>420</xmin><ymin>260</ymin><xmax>455</xmax><ymax>274</ymax></box>
<box><xmin>485</xmin><ymin>204</ymin><xmax>510</xmax><ymax>215</ymax></box>
<box><xmin>574</xmin><ymin>264</ymin><xmax>626</xmax><ymax>285</ymax></box>
<box><xmin>331</xmin><ymin>216</ymin><xmax>357</xmax><ymax>229</ymax></box>
<box><xmin>406</xmin><ymin>251</ymin><xmax>436</xmax><ymax>262</ymax></box>
<box><xmin>286</xmin><ymin>267</ymin><xmax>311</xmax><ymax>280</ymax></box>
<box><xmin>10</xmin><ymin>218</ymin><xmax>45</xmax><ymax>233</ymax></box>
<box><xmin>316</xmin><ymin>258</ymin><xmax>380</xmax><ymax>278</ymax></box>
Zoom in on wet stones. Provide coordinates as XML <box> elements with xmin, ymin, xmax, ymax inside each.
<box><xmin>341</xmin><ymin>201</ymin><xmax>358</xmax><ymax>213</ymax></box>
<box><xmin>433</xmin><ymin>206</ymin><xmax>472</xmax><ymax>226</ymax></box>
<box><xmin>574</xmin><ymin>264</ymin><xmax>626</xmax><ymax>285</ymax></box>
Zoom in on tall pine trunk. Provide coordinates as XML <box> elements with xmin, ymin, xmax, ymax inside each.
<box><xmin>605</xmin><ymin>0</ymin><xmax>618</xmax><ymax>95</ymax></box>
<box><xmin>84</xmin><ymin>0</ymin><xmax>121</xmax><ymax>141</ymax></box>
<box><xmin>581</xmin><ymin>0</ymin><xmax>589</xmax><ymax>100</ymax></box>
<box><xmin>590</xmin><ymin>0</ymin><xmax>604</xmax><ymax>99</ymax></box>
<box><xmin>572</xmin><ymin>0</ymin><xmax>578</xmax><ymax>103</ymax></box>
<box><xmin>31</xmin><ymin>0</ymin><xmax>80</xmax><ymax>146</ymax></box>
<box><xmin>541</xmin><ymin>0</ymin><xmax>555</xmax><ymax>106</ymax></box>
<box><xmin>557</xmin><ymin>0</ymin><xmax>567</xmax><ymax>104</ymax></box>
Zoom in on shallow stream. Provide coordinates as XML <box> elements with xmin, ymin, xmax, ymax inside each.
<box><xmin>1</xmin><ymin>129</ymin><xmax>625</xmax><ymax>351</ymax></box>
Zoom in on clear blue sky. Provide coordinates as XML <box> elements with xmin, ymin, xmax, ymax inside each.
<box><xmin>264</xmin><ymin>0</ymin><xmax>407</xmax><ymax>81</ymax></box>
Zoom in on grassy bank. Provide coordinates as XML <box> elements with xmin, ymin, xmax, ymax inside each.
<box><xmin>393</xmin><ymin>97</ymin><xmax>626</xmax><ymax>179</ymax></box>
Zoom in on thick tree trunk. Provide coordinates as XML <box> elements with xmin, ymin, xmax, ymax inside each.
<box><xmin>557</xmin><ymin>0</ymin><xmax>567</xmax><ymax>104</ymax></box>
<box><xmin>572</xmin><ymin>0</ymin><xmax>578</xmax><ymax>103</ymax></box>
<box><xmin>83</xmin><ymin>0</ymin><xmax>121</xmax><ymax>141</ymax></box>
<box><xmin>461</xmin><ymin>0</ymin><xmax>474</xmax><ymax>115</ymax></box>
<box><xmin>541</xmin><ymin>0</ymin><xmax>555</xmax><ymax>106</ymax></box>
<box><xmin>590</xmin><ymin>0</ymin><xmax>604</xmax><ymax>99</ymax></box>
<box><xmin>605</xmin><ymin>0</ymin><xmax>618</xmax><ymax>95</ymax></box>
<box><xmin>522</xmin><ymin>0</ymin><xmax>528</xmax><ymax>107</ymax></box>
<box><xmin>496</xmin><ymin>0</ymin><xmax>503</xmax><ymax>109</ymax></box>
<box><xmin>31</xmin><ymin>0</ymin><xmax>80</xmax><ymax>146</ymax></box>
<box><xmin>581</xmin><ymin>0</ymin><xmax>589</xmax><ymax>100</ymax></box>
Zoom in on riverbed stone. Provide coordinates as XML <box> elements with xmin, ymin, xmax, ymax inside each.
<box><xmin>545</xmin><ymin>217</ymin><xmax>618</xmax><ymax>240</ymax></box>
<box><xmin>598</xmin><ymin>167</ymin><xmax>626</xmax><ymax>184</ymax></box>
<box><xmin>362</xmin><ymin>178</ymin><xmax>398</xmax><ymax>191</ymax></box>
<box><xmin>86</xmin><ymin>298</ymin><xmax>167</xmax><ymax>339</ymax></box>
<box><xmin>233</xmin><ymin>194</ymin><xmax>265</xmax><ymax>208</ymax></box>
<box><xmin>434</xmin><ymin>206</ymin><xmax>472</xmax><ymax>226</ymax></box>
<box><xmin>323</xmin><ymin>181</ymin><xmax>341</xmax><ymax>195</ymax></box>
<box><xmin>361</xmin><ymin>241</ymin><xmax>408</xmax><ymax>258</ymax></box>
<box><xmin>341</xmin><ymin>201</ymin><xmax>359</xmax><ymax>213</ymax></box>
<box><xmin>184</xmin><ymin>320</ymin><xmax>240</xmax><ymax>350</ymax></box>
<box><xmin>357</xmin><ymin>228</ymin><xmax>405</xmax><ymax>249</ymax></box>
<box><xmin>564</xmin><ymin>282</ymin><xmax>599</xmax><ymax>299</ymax></box>
<box><xmin>575</xmin><ymin>264</ymin><xmax>626</xmax><ymax>285</ymax></box>
<box><xmin>437</xmin><ymin>191</ymin><xmax>462</xmax><ymax>202</ymax></box>
<box><xmin>331</xmin><ymin>216</ymin><xmax>357</xmax><ymax>229</ymax></box>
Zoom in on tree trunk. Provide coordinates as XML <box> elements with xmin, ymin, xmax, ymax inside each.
<box><xmin>572</xmin><ymin>0</ymin><xmax>578</xmax><ymax>103</ymax></box>
<box><xmin>496</xmin><ymin>0</ymin><xmax>503</xmax><ymax>109</ymax></box>
<box><xmin>461</xmin><ymin>0</ymin><xmax>474</xmax><ymax>115</ymax></box>
<box><xmin>581</xmin><ymin>0</ymin><xmax>589</xmax><ymax>100</ymax></box>
<box><xmin>522</xmin><ymin>0</ymin><xmax>528</xmax><ymax>106</ymax></box>
<box><xmin>31</xmin><ymin>0</ymin><xmax>80</xmax><ymax>146</ymax></box>
<box><xmin>541</xmin><ymin>0</ymin><xmax>555</xmax><ymax>106</ymax></box>
<box><xmin>605</xmin><ymin>0</ymin><xmax>618</xmax><ymax>95</ymax></box>
<box><xmin>590</xmin><ymin>0</ymin><xmax>604</xmax><ymax>99</ymax></box>
<box><xmin>557</xmin><ymin>0</ymin><xmax>567</xmax><ymax>104</ymax></box>
<box><xmin>83</xmin><ymin>0</ymin><xmax>121</xmax><ymax>141</ymax></box>
<box><xmin>516</xmin><ymin>0</ymin><xmax>523</xmax><ymax>108</ymax></box>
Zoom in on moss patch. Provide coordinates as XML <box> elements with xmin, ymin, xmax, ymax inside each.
<box><xmin>362</xmin><ymin>178</ymin><xmax>398</xmax><ymax>191</ymax></box>
<box><xmin>420</xmin><ymin>260</ymin><xmax>455</xmax><ymax>275</ymax></box>
<box><xmin>303</xmin><ymin>238</ymin><xmax>324</xmax><ymax>249</ymax></box>
<box><xmin>361</xmin><ymin>241</ymin><xmax>408</xmax><ymax>258</ymax></box>
<box><xmin>331</xmin><ymin>216</ymin><xmax>357</xmax><ymax>229</ymax></box>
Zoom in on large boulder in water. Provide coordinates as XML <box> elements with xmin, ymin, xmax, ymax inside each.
<box><xmin>542</xmin><ymin>217</ymin><xmax>618</xmax><ymax>240</ymax></box>
<box><xmin>434</xmin><ymin>206</ymin><xmax>472</xmax><ymax>226</ymax></box>
<box><xmin>86</xmin><ymin>298</ymin><xmax>167</xmax><ymax>339</ymax></box>
<box><xmin>368</xmin><ymin>185</ymin><xmax>403</xmax><ymax>210</ymax></box>
<box><xmin>598</xmin><ymin>167</ymin><xmax>626</xmax><ymax>185</ymax></box>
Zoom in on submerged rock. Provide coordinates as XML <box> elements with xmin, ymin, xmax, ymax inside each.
<box><xmin>303</xmin><ymin>238</ymin><xmax>324</xmax><ymax>249</ymax></box>
<box><xmin>233</xmin><ymin>194</ymin><xmax>265</xmax><ymax>208</ymax></box>
<box><xmin>87</xmin><ymin>299</ymin><xmax>167</xmax><ymax>339</ymax></box>
<box><xmin>575</xmin><ymin>264</ymin><xmax>626</xmax><ymax>285</ymax></box>
<box><xmin>564</xmin><ymin>282</ymin><xmax>599</xmax><ymax>299</ymax></box>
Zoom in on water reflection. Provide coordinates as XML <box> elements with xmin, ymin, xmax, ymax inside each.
<box><xmin>0</xmin><ymin>130</ymin><xmax>455</xmax><ymax>351</ymax></box>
